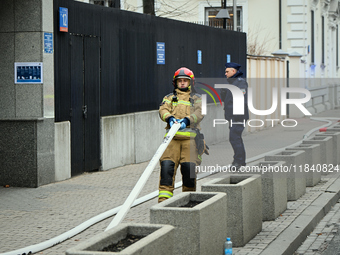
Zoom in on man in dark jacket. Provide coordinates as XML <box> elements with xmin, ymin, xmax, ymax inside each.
<box><xmin>220</xmin><ymin>62</ymin><xmax>249</xmax><ymax>170</ymax></box>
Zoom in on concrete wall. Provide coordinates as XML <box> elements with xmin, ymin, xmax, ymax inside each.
<box><xmin>247</xmin><ymin>54</ymin><xmax>340</xmax><ymax>120</ymax></box>
<box><xmin>0</xmin><ymin>119</ymin><xmax>55</xmax><ymax>187</ymax></box>
<box><xmin>286</xmin><ymin>77</ymin><xmax>340</xmax><ymax>118</ymax></box>
<box><xmin>101</xmin><ymin>105</ymin><xmax>228</xmax><ymax>171</ymax></box>
<box><xmin>37</xmin><ymin>117</ymin><xmax>55</xmax><ymax>185</ymax></box>
<box><xmin>55</xmin><ymin>121</ymin><xmax>71</xmax><ymax>182</ymax></box>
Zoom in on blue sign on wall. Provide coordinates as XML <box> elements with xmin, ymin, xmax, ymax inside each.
<box><xmin>157</xmin><ymin>42</ymin><xmax>165</xmax><ymax>65</ymax></box>
<box><xmin>197</xmin><ymin>50</ymin><xmax>202</xmax><ymax>64</ymax></box>
<box><xmin>226</xmin><ymin>54</ymin><xmax>231</xmax><ymax>63</ymax></box>
<box><xmin>15</xmin><ymin>62</ymin><xmax>43</xmax><ymax>84</ymax></box>
<box><xmin>44</xmin><ymin>33</ymin><xmax>53</xmax><ymax>54</ymax></box>
<box><xmin>59</xmin><ymin>7</ymin><xmax>68</xmax><ymax>32</ymax></box>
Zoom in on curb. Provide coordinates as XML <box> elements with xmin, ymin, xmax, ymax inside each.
<box><xmin>261</xmin><ymin>176</ymin><xmax>340</xmax><ymax>255</ymax></box>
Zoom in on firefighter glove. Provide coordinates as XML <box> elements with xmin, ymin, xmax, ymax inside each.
<box><xmin>177</xmin><ymin>118</ymin><xmax>190</xmax><ymax>130</ymax></box>
<box><xmin>167</xmin><ymin>116</ymin><xmax>176</xmax><ymax>127</ymax></box>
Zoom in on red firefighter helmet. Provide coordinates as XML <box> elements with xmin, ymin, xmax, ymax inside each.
<box><xmin>172</xmin><ymin>67</ymin><xmax>195</xmax><ymax>87</ymax></box>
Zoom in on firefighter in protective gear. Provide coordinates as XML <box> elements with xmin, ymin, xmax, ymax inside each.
<box><xmin>158</xmin><ymin>67</ymin><xmax>204</xmax><ymax>203</ymax></box>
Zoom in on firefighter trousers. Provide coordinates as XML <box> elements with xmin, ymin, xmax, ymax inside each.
<box><xmin>158</xmin><ymin>138</ymin><xmax>201</xmax><ymax>203</ymax></box>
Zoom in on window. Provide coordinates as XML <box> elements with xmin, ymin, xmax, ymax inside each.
<box><xmin>205</xmin><ymin>6</ymin><xmax>243</xmax><ymax>31</ymax></box>
<box><xmin>93</xmin><ymin>0</ymin><xmax>119</xmax><ymax>8</ymax></box>
<box><xmin>311</xmin><ymin>10</ymin><xmax>315</xmax><ymax>64</ymax></box>
<box><xmin>206</xmin><ymin>9</ymin><xmax>224</xmax><ymax>28</ymax></box>
<box><xmin>337</xmin><ymin>25</ymin><xmax>339</xmax><ymax>67</ymax></box>
<box><xmin>322</xmin><ymin>16</ymin><xmax>325</xmax><ymax>65</ymax></box>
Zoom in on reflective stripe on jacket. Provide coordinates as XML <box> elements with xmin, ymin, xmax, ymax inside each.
<box><xmin>159</xmin><ymin>88</ymin><xmax>203</xmax><ymax>139</ymax></box>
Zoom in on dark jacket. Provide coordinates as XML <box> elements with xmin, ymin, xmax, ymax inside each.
<box><xmin>221</xmin><ymin>70</ymin><xmax>249</xmax><ymax>122</ymax></box>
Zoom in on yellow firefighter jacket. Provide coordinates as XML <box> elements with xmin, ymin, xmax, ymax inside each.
<box><xmin>159</xmin><ymin>88</ymin><xmax>204</xmax><ymax>139</ymax></box>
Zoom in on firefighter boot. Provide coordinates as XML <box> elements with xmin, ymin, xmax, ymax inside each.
<box><xmin>158</xmin><ymin>160</ymin><xmax>176</xmax><ymax>203</ymax></box>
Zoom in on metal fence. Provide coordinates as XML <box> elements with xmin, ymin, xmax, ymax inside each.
<box><xmin>54</xmin><ymin>0</ymin><xmax>246</xmax><ymax>119</ymax></box>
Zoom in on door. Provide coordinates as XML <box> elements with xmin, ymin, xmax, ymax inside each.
<box><xmin>70</xmin><ymin>35</ymin><xmax>100</xmax><ymax>176</ymax></box>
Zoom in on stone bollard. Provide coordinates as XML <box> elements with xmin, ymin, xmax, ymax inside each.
<box><xmin>265</xmin><ymin>150</ymin><xmax>306</xmax><ymax>201</ymax></box>
<box><xmin>326</xmin><ymin>127</ymin><xmax>340</xmax><ymax>132</ymax></box>
<box><xmin>249</xmin><ymin>161</ymin><xmax>287</xmax><ymax>221</ymax></box>
<box><xmin>150</xmin><ymin>192</ymin><xmax>227</xmax><ymax>255</ymax></box>
<box><xmin>316</xmin><ymin>131</ymin><xmax>340</xmax><ymax>165</ymax></box>
<box><xmin>66</xmin><ymin>223</ymin><xmax>175</xmax><ymax>255</ymax></box>
<box><xmin>201</xmin><ymin>175</ymin><xmax>262</xmax><ymax>247</ymax></box>
<box><xmin>285</xmin><ymin>144</ymin><xmax>321</xmax><ymax>186</ymax></box>
<box><xmin>330</xmin><ymin>123</ymin><xmax>340</xmax><ymax>128</ymax></box>
<box><xmin>302</xmin><ymin>136</ymin><xmax>333</xmax><ymax>166</ymax></box>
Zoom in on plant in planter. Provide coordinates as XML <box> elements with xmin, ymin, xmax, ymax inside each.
<box><xmin>150</xmin><ymin>192</ymin><xmax>227</xmax><ymax>255</ymax></box>
<box><xmin>66</xmin><ymin>223</ymin><xmax>174</xmax><ymax>255</ymax></box>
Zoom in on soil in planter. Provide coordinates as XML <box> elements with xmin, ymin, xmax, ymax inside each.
<box><xmin>180</xmin><ymin>200</ymin><xmax>203</xmax><ymax>208</ymax></box>
<box><xmin>102</xmin><ymin>234</ymin><xmax>145</xmax><ymax>252</ymax></box>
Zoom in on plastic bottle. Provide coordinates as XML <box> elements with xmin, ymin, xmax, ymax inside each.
<box><xmin>224</xmin><ymin>237</ymin><xmax>232</xmax><ymax>254</ymax></box>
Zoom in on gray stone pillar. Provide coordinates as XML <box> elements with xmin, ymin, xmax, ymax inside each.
<box><xmin>0</xmin><ymin>0</ymin><xmax>55</xmax><ymax>187</ymax></box>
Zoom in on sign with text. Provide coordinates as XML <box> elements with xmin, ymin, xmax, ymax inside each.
<box><xmin>157</xmin><ymin>42</ymin><xmax>165</xmax><ymax>65</ymax></box>
<box><xmin>15</xmin><ymin>62</ymin><xmax>43</xmax><ymax>84</ymax></box>
<box><xmin>59</xmin><ymin>7</ymin><xmax>68</xmax><ymax>32</ymax></box>
<box><xmin>44</xmin><ymin>32</ymin><xmax>53</xmax><ymax>53</ymax></box>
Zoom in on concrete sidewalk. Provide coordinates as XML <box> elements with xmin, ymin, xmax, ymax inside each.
<box><xmin>1</xmin><ymin>109</ymin><xmax>340</xmax><ymax>255</ymax></box>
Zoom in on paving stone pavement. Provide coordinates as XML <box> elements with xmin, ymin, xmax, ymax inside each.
<box><xmin>294</xmin><ymin>197</ymin><xmax>340</xmax><ymax>255</ymax></box>
<box><xmin>1</xmin><ymin>109</ymin><xmax>340</xmax><ymax>255</ymax></box>
<box><xmin>233</xmin><ymin>175</ymin><xmax>338</xmax><ymax>255</ymax></box>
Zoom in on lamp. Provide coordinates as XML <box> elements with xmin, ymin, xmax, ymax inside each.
<box><xmin>215</xmin><ymin>9</ymin><xmax>230</xmax><ymax>29</ymax></box>
<box><xmin>215</xmin><ymin>9</ymin><xmax>230</xmax><ymax>19</ymax></box>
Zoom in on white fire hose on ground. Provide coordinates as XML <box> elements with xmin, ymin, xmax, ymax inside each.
<box><xmin>105</xmin><ymin>123</ymin><xmax>181</xmax><ymax>231</ymax></box>
<box><xmin>1</xmin><ymin>123</ymin><xmax>180</xmax><ymax>255</ymax></box>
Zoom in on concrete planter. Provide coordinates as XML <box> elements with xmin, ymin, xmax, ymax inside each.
<box><xmin>302</xmin><ymin>136</ymin><xmax>333</xmax><ymax>166</ymax></box>
<box><xmin>250</xmin><ymin>161</ymin><xmax>287</xmax><ymax>221</ymax></box>
<box><xmin>66</xmin><ymin>223</ymin><xmax>174</xmax><ymax>255</ymax></box>
<box><xmin>285</xmin><ymin>144</ymin><xmax>321</xmax><ymax>186</ymax></box>
<box><xmin>327</xmin><ymin>127</ymin><xmax>340</xmax><ymax>132</ymax></box>
<box><xmin>201</xmin><ymin>175</ymin><xmax>262</xmax><ymax>247</ymax></box>
<box><xmin>265</xmin><ymin>150</ymin><xmax>306</xmax><ymax>201</ymax></box>
<box><xmin>316</xmin><ymin>131</ymin><xmax>340</xmax><ymax>165</ymax></box>
<box><xmin>150</xmin><ymin>192</ymin><xmax>227</xmax><ymax>255</ymax></box>
<box><xmin>329</xmin><ymin>123</ymin><xmax>340</xmax><ymax>128</ymax></box>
